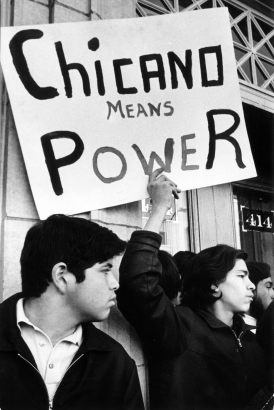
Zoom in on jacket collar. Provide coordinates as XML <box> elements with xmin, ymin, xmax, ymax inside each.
<box><xmin>0</xmin><ymin>293</ymin><xmax>115</xmax><ymax>352</ymax></box>
<box><xmin>81</xmin><ymin>322</ymin><xmax>116</xmax><ymax>352</ymax></box>
<box><xmin>197</xmin><ymin>308</ymin><xmax>250</xmax><ymax>334</ymax></box>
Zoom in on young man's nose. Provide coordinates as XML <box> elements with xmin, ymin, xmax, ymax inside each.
<box><xmin>109</xmin><ymin>271</ymin><xmax>119</xmax><ymax>291</ymax></box>
<box><xmin>247</xmin><ymin>279</ymin><xmax>255</xmax><ymax>290</ymax></box>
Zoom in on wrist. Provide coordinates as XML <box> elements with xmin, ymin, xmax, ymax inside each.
<box><xmin>151</xmin><ymin>202</ymin><xmax>169</xmax><ymax>214</ymax></box>
<box><xmin>143</xmin><ymin>204</ymin><xmax>169</xmax><ymax>233</ymax></box>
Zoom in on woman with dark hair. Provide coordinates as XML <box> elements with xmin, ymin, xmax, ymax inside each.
<box><xmin>117</xmin><ymin>169</ymin><xmax>267</xmax><ymax>410</ymax></box>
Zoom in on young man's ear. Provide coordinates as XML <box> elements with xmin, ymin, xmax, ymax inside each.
<box><xmin>51</xmin><ymin>262</ymin><xmax>71</xmax><ymax>294</ymax></box>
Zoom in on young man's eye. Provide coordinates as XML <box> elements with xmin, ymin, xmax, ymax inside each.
<box><xmin>266</xmin><ymin>283</ymin><xmax>273</xmax><ymax>289</ymax></box>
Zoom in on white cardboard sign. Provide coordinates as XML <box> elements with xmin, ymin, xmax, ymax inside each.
<box><xmin>1</xmin><ymin>8</ymin><xmax>256</xmax><ymax>219</ymax></box>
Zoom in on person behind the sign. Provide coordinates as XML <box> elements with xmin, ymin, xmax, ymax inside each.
<box><xmin>243</xmin><ymin>261</ymin><xmax>274</xmax><ymax>329</ymax></box>
<box><xmin>173</xmin><ymin>250</ymin><xmax>196</xmax><ymax>276</ymax></box>
<box><xmin>173</xmin><ymin>249</ymin><xmax>196</xmax><ymax>294</ymax></box>
<box><xmin>157</xmin><ymin>250</ymin><xmax>182</xmax><ymax>306</ymax></box>
<box><xmin>0</xmin><ymin>214</ymin><xmax>144</xmax><ymax>410</ymax></box>
<box><xmin>157</xmin><ymin>250</ymin><xmax>196</xmax><ymax>306</ymax></box>
<box><xmin>116</xmin><ymin>169</ymin><xmax>267</xmax><ymax>410</ymax></box>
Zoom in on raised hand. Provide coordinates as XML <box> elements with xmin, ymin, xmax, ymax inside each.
<box><xmin>144</xmin><ymin>168</ymin><xmax>181</xmax><ymax>233</ymax></box>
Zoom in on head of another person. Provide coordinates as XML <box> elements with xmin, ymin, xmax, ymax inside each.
<box><xmin>247</xmin><ymin>261</ymin><xmax>274</xmax><ymax>320</ymax></box>
<box><xmin>173</xmin><ymin>250</ymin><xmax>196</xmax><ymax>287</ymax></box>
<box><xmin>158</xmin><ymin>250</ymin><xmax>182</xmax><ymax>306</ymax></box>
<box><xmin>182</xmin><ymin>244</ymin><xmax>255</xmax><ymax>314</ymax></box>
<box><xmin>20</xmin><ymin>214</ymin><xmax>127</xmax><ymax>321</ymax></box>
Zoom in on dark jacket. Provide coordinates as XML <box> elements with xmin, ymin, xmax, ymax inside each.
<box><xmin>244</xmin><ymin>301</ymin><xmax>274</xmax><ymax>410</ymax></box>
<box><xmin>0</xmin><ymin>293</ymin><xmax>144</xmax><ymax>410</ymax></box>
<box><xmin>117</xmin><ymin>230</ymin><xmax>267</xmax><ymax>410</ymax></box>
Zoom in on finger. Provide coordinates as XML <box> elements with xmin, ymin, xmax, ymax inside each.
<box><xmin>154</xmin><ymin>175</ymin><xmax>167</xmax><ymax>183</ymax></box>
<box><xmin>163</xmin><ymin>176</ymin><xmax>177</xmax><ymax>187</ymax></box>
<box><xmin>166</xmin><ymin>180</ymin><xmax>179</xmax><ymax>191</ymax></box>
<box><xmin>148</xmin><ymin>168</ymin><xmax>163</xmax><ymax>183</ymax></box>
<box><xmin>172</xmin><ymin>188</ymin><xmax>180</xmax><ymax>200</ymax></box>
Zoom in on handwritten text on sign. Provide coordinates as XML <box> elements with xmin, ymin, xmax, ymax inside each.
<box><xmin>1</xmin><ymin>8</ymin><xmax>256</xmax><ymax>218</ymax></box>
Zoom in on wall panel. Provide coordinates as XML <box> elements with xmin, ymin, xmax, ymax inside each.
<box><xmin>195</xmin><ymin>184</ymin><xmax>237</xmax><ymax>250</ymax></box>
<box><xmin>3</xmin><ymin>218</ymin><xmax>35</xmax><ymax>299</ymax></box>
<box><xmin>14</xmin><ymin>0</ymin><xmax>49</xmax><ymax>25</ymax></box>
<box><xmin>6</xmin><ymin>114</ymin><xmax>38</xmax><ymax>219</ymax></box>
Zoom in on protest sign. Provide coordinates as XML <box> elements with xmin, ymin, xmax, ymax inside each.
<box><xmin>1</xmin><ymin>8</ymin><xmax>256</xmax><ymax>218</ymax></box>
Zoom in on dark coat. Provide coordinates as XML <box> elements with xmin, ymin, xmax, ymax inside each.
<box><xmin>117</xmin><ymin>230</ymin><xmax>267</xmax><ymax>410</ymax></box>
<box><xmin>0</xmin><ymin>293</ymin><xmax>144</xmax><ymax>410</ymax></box>
<box><xmin>244</xmin><ymin>301</ymin><xmax>274</xmax><ymax>410</ymax></box>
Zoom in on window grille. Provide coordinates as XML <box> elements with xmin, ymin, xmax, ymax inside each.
<box><xmin>136</xmin><ymin>0</ymin><xmax>274</xmax><ymax>94</ymax></box>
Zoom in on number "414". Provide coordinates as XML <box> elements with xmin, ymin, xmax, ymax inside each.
<box><xmin>242</xmin><ymin>208</ymin><xmax>273</xmax><ymax>232</ymax></box>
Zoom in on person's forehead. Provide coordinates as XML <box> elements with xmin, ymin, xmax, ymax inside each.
<box><xmin>225</xmin><ymin>259</ymin><xmax>247</xmax><ymax>277</ymax></box>
<box><xmin>234</xmin><ymin>259</ymin><xmax>247</xmax><ymax>270</ymax></box>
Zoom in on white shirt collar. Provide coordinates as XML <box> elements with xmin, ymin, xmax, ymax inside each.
<box><xmin>243</xmin><ymin>313</ymin><xmax>257</xmax><ymax>327</ymax></box>
<box><xmin>16</xmin><ymin>298</ymin><xmax>82</xmax><ymax>346</ymax></box>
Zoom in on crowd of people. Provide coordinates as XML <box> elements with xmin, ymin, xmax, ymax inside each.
<box><xmin>0</xmin><ymin>169</ymin><xmax>273</xmax><ymax>410</ymax></box>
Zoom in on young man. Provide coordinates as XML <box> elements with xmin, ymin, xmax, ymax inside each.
<box><xmin>0</xmin><ymin>214</ymin><xmax>144</xmax><ymax>410</ymax></box>
<box><xmin>117</xmin><ymin>169</ymin><xmax>267</xmax><ymax>410</ymax></box>
<box><xmin>243</xmin><ymin>261</ymin><xmax>274</xmax><ymax>328</ymax></box>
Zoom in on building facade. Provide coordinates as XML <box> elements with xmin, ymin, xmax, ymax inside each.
<box><xmin>1</xmin><ymin>0</ymin><xmax>273</xmax><ymax>407</ymax></box>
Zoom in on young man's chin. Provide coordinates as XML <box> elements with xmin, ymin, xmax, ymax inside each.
<box><xmin>237</xmin><ymin>305</ymin><xmax>250</xmax><ymax>314</ymax></box>
<box><xmin>93</xmin><ymin>309</ymin><xmax>112</xmax><ymax>323</ymax></box>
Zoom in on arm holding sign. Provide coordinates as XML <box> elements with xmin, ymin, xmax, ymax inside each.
<box><xmin>116</xmin><ymin>169</ymin><xmax>190</xmax><ymax>357</ymax></box>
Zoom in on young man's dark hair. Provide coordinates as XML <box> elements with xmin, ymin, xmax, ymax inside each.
<box><xmin>20</xmin><ymin>214</ymin><xmax>126</xmax><ymax>298</ymax></box>
<box><xmin>0</xmin><ymin>214</ymin><xmax>144</xmax><ymax>410</ymax></box>
<box><xmin>158</xmin><ymin>250</ymin><xmax>181</xmax><ymax>301</ymax></box>
<box><xmin>173</xmin><ymin>250</ymin><xmax>196</xmax><ymax>277</ymax></box>
<box><xmin>182</xmin><ymin>244</ymin><xmax>247</xmax><ymax>310</ymax></box>
<box><xmin>173</xmin><ymin>250</ymin><xmax>196</xmax><ymax>297</ymax></box>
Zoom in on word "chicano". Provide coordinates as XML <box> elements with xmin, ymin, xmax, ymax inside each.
<box><xmin>9</xmin><ymin>30</ymin><xmax>224</xmax><ymax>99</ymax></box>
<box><xmin>41</xmin><ymin>109</ymin><xmax>245</xmax><ymax>196</ymax></box>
